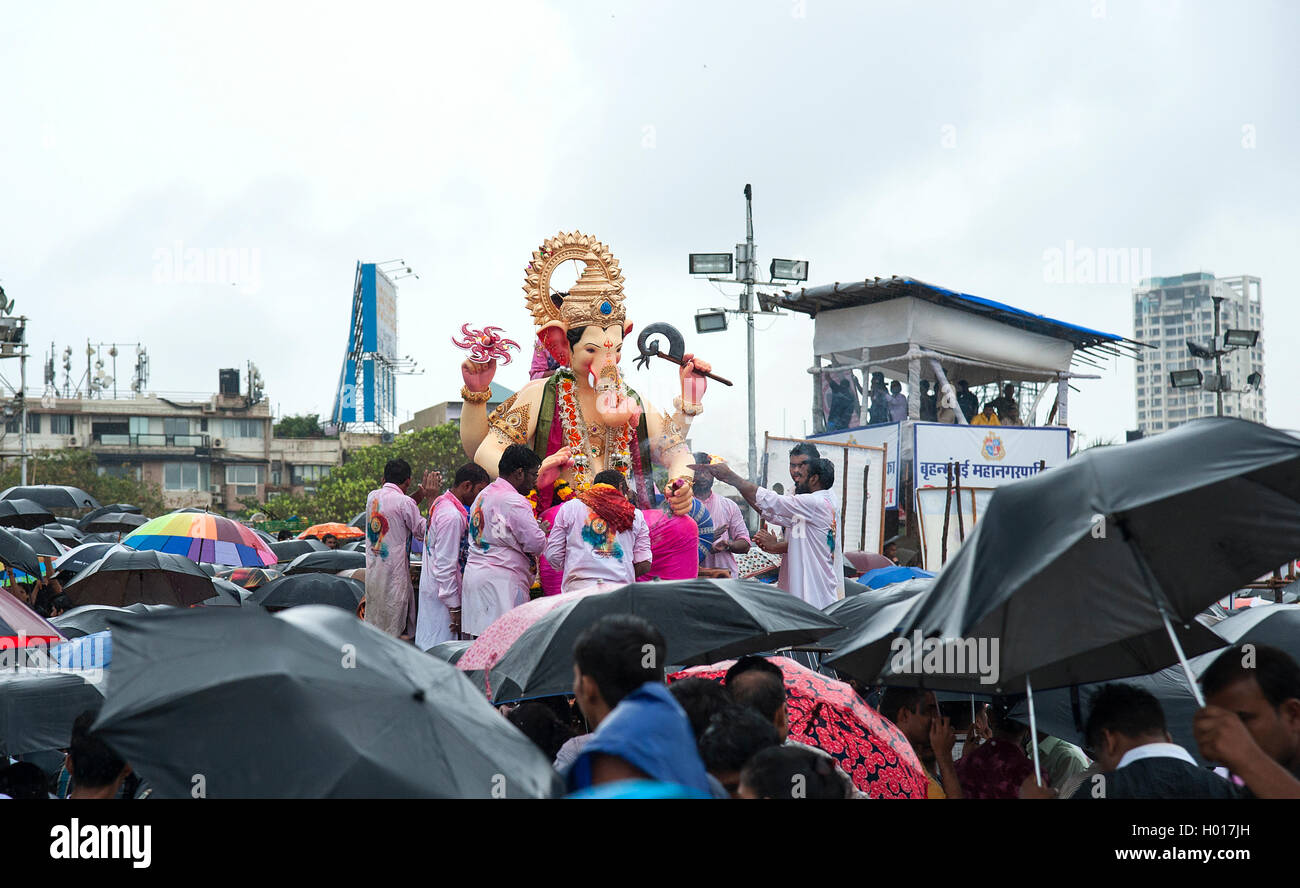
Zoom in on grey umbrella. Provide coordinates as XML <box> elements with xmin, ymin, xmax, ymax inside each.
<box><xmin>82</xmin><ymin>512</ymin><xmax>149</xmax><ymax>534</ymax></box>
<box><xmin>200</xmin><ymin>577</ymin><xmax>253</xmax><ymax>607</ymax></box>
<box><xmin>0</xmin><ymin>485</ymin><xmax>100</xmax><ymax>511</ymax></box>
<box><xmin>63</xmin><ymin>549</ymin><xmax>215</xmax><ymax>608</ymax></box>
<box><xmin>8</xmin><ymin>528</ymin><xmax>62</xmax><ymax>558</ymax></box>
<box><xmin>809</xmin><ymin>578</ymin><xmax>932</xmax><ymax>655</ymax></box>
<box><xmin>52</xmin><ymin>602</ymin><xmax>174</xmax><ymax>638</ymax></box>
<box><xmin>427</xmin><ymin>639</ymin><xmax>473</xmax><ymax>664</ymax></box>
<box><xmin>0</xmin><ymin>527</ymin><xmax>43</xmax><ymax>579</ymax></box>
<box><xmin>0</xmin><ymin>669</ymin><xmax>106</xmax><ymax>757</ymax></box>
<box><xmin>269</xmin><ymin>538</ymin><xmax>327</xmax><ymax>563</ymax></box>
<box><xmin>77</xmin><ymin>503</ymin><xmax>143</xmax><ymax>531</ymax></box>
<box><xmin>284</xmin><ymin>549</ymin><xmax>366</xmax><ymax>575</ymax></box>
<box><xmin>1006</xmin><ymin>605</ymin><xmax>1300</xmax><ymax>765</ymax></box>
<box><xmin>52</xmin><ymin>542</ymin><xmax>117</xmax><ymax>579</ymax></box>
<box><xmin>890</xmin><ymin>418</ymin><xmax>1300</xmax><ymax>698</ymax></box>
<box><xmin>252</xmin><ymin>573</ymin><xmax>363</xmax><ymax>612</ymax></box>
<box><xmin>0</xmin><ymin>498</ymin><xmax>55</xmax><ymax>530</ymax></box>
<box><xmin>486</xmin><ymin>578</ymin><xmax>844</xmax><ymax>703</ymax></box>
<box><xmin>92</xmin><ymin>606</ymin><xmax>563</xmax><ymax>798</ymax></box>
<box><xmin>37</xmin><ymin>522</ymin><xmax>85</xmax><ymax>546</ymax></box>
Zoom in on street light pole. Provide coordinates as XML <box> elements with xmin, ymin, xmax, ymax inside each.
<box><xmin>1212</xmin><ymin>296</ymin><xmax>1224</xmax><ymax>417</ymax></box>
<box><xmin>742</xmin><ymin>184</ymin><xmax>757</xmax><ymax>483</ymax></box>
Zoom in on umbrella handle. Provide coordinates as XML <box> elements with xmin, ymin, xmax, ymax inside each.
<box><xmin>1026</xmin><ymin>674</ymin><xmax>1042</xmax><ymax>787</ymax></box>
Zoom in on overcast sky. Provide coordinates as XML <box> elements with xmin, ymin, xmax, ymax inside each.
<box><xmin>2</xmin><ymin>0</ymin><xmax>1295</xmax><ymax>462</ymax></box>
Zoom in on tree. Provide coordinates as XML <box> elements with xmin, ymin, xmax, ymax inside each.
<box><xmin>0</xmin><ymin>449</ymin><xmax>167</xmax><ymax>515</ymax></box>
<box><xmin>273</xmin><ymin>413</ymin><xmax>325</xmax><ymax>438</ymax></box>
<box><xmin>249</xmin><ymin>424</ymin><xmax>467</xmax><ymax>524</ymax></box>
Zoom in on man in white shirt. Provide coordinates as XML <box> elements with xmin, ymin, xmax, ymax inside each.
<box><xmin>701</xmin><ymin>456</ymin><xmax>843</xmax><ymax>609</ymax></box>
<box><xmin>691</xmin><ymin>452</ymin><xmax>751</xmax><ymax>579</ymax></box>
<box><xmin>544</xmin><ymin>470</ymin><xmax>651</xmax><ymax>593</ymax></box>
<box><xmin>415</xmin><ymin>462</ymin><xmax>490</xmax><ymax>650</ymax></box>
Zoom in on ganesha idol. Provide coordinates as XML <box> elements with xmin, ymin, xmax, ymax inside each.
<box><xmin>458</xmin><ymin>231</ymin><xmax>713</xmax><ymax>588</ymax></box>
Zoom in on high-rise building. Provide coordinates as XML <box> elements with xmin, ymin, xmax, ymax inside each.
<box><xmin>1133</xmin><ymin>272</ymin><xmax>1264</xmax><ymax>434</ymax></box>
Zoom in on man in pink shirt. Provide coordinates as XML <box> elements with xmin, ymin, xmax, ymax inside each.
<box><xmin>691</xmin><ymin>451</ymin><xmax>751</xmax><ymax>579</ymax></box>
<box><xmin>461</xmin><ymin>444</ymin><xmax>568</xmax><ymax>638</ymax></box>
<box><xmin>545</xmin><ymin>470</ymin><xmax>652</xmax><ymax>593</ymax></box>
<box><xmin>415</xmin><ymin>462</ymin><xmax>491</xmax><ymax>650</ymax></box>
<box><xmin>364</xmin><ymin>458</ymin><xmax>440</xmax><ymax>639</ymax></box>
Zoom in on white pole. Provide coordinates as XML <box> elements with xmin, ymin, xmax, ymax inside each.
<box><xmin>1161</xmin><ymin>609</ymin><xmax>1207</xmax><ymax>708</ymax></box>
<box><xmin>1026</xmin><ymin>673</ymin><xmax>1042</xmax><ymax>786</ymax></box>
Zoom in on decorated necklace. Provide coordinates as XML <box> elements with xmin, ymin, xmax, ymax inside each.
<box><xmin>556</xmin><ymin>368</ymin><xmax>633</xmax><ymax>488</ymax></box>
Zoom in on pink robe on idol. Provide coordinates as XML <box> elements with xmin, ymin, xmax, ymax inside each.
<box><xmin>461</xmin><ymin>478</ymin><xmax>547</xmax><ymax>637</ymax></box>
<box><xmin>364</xmin><ymin>482</ymin><xmax>427</xmax><ymax>637</ymax></box>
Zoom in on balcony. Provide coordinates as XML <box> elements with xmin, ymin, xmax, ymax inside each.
<box><xmin>93</xmin><ymin>433</ymin><xmax>211</xmax><ymax>449</ymax></box>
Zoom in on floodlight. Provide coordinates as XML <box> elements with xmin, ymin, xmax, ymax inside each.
<box><xmin>1223</xmin><ymin>329</ymin><xmax>1259</xmax><ymax>348</ymax></box>
<box><xmin>695</xmin><ymin>309</ymin><xmax>728</xmax><ymax>334</ymax></box>
<box><xmin>1169</xmin><ymin>369</ymin><xmax>1203</xmax><ymax>388</ymax></box>
<box><xmin>689</xmin><ymin>253</ymin><xmax>733</xmax><ymax>275</ymax></box>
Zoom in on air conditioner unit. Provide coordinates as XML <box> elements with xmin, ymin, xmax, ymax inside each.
<box><xmin>209</xmin><ymin>485</ymin><xmax>223</xmax><ymax>495</ymax></box>
<box><xmin>67</xmin><ymin>436</ymin><xmax>78</xmax><ymax>446</ymax></box>
<box><xmin>213</xmin><ymin>438</ymin><xmax>224</xmax><ymax>448</ymax></box>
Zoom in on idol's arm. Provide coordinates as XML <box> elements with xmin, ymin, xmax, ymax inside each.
<box><xmin>459</xmin><ymin>358</ymin><xmax>498</xmax><ymax>459</ymax></box>
<box><xmin>471</xmin><ymin>379</ymin><xmax>546</xmax><ymax>478</ymax></box>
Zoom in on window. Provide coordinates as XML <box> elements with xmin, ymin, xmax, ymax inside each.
<box><xmin>25</xmin><ymin>413</ymin><xmax>40</xmax><ymax>434</ymax></box>
<box><xmin>291</xmin><ymin>464</ymin><xmax>330</xmax><ymax>486</ymax></box>
<box><xmin>98</xmin><ymin>463</ymin><xmax>141</xmax><ymax>481</ymax></box>
<box><xmin>226</xmin><ymin>464</ymin><xmax>264</xmax><ymax>496</ymax></box>
<box><xmin>164</xmin><ymin>462</ymin><xmax>209</xmax><ymax>491</ymax></box>
<box><xmin>223</xmin><ymin>419</ymin><xmax>262</xmax><ymax>439</ymax></box>
<box><xmin>164</xmin><ymin>417</ymin><xmax>192</xmax><ymax>437</ymax></box>
<box><xmin>50</xmin><ymin>414</ymin><xmax>74</xmax><ymax>435</ymax></box>
<box><xmin>3</xmin><ymin>415</ymin><xmax>18</xmax><ymax>434</ymax></box>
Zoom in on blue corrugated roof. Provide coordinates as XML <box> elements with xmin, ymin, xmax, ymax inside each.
<box><xmin>777</xmin><ymin>275</ymin><xmax>1136</xmax><ymax>351</ymax></box>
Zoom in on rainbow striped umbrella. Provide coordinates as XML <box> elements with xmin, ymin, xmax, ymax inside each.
<box><xmin>122</xmin><ymin>512</ymin><xmax>277</xmax><ymax>567</ymax></box>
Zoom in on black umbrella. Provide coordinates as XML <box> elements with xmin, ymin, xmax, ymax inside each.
<box><xmin>0</xmin><ymin>485</ymin><xmax>100</xmax><ymax>511</ymax></box>
<box><xmin>349</xmin><ymin>511</ymin><xmax>366</xmax><ymax>529</ymax></box>
<box><xmin>77</xmin><ymin>504</ymin><xmax>142</xmax><ymax>531</ymax></box>
<box><xmin>252</xmin><ymin>573</ymin><xmax>363</xmax><ymax>612</ymax></box>
<box><xmin>284</xmin><ymin>549</ymin><xmax>366</xmax><ymax>575</ymax></box>
<box><xmin>0</xmin><ymin>670</ymin><xmax>106</xmax><ymax>757</ymax></box>
<box><xmin>201</xmin><ymin>577</ymin><xmax>253</xmax><ymax>607</ymax></box>
<box><xmin>0</xmin><ymin>527</ymin><xmax>43</xmax><ymax>579</ymax></box>
<box><xmin>79</xmin><ymin>531</ymin><xmax>129</xmax><ymax>544</ymax></box>
<box><xmin>1006</xmin><ymin>606</ymin><xmax>1300</xmax><ymax>766</ymax></box>
<box><xmin>269</xmin><ymin>538</ymin><xmax>327</xmax><ymax>563</ymax></box>
<box><xmin>63</xmin><ymin>550</ymin><xmax>215</xmax><ymax>608</ymax></box>
<box><xmin>340</xmin><ymin>539</ymin><xmax>364</xmax><ymax>552</ymax></box>
<box><xmin>427</xmin><ymin>639</ymin><xmax>473</xmax><ymax>664</ymax></box>
<box><xmin>82</xmin><ymin>512</ymin><xmax>149</xmax><ymax>534</ymax></box>
<box><xmin>92</xmin><ymin>606</ymin><xmax>563</xmax><ymax>797</ymax></box>
<box><xmin>36</xmin><ymin>522</ymin><xmax>84</xmax><ymax>546</ymax></box>
<box><xmin>891</xmin><ymin>418</ymin><xmax>1300</xmax><ymax>699</ymax></box>
<box><xmin>487</xmin><ymin>578</ymin><xmax>844</xmax><ymax>703</ymax></box>
<box><xmin>811</xmin><ymin>582</ymin><xmax>935</xmax><ymax>681</ymax></box>
<box><xmin>8</xmin><ymin>528</ymin><xmax>63</xmax><ymax>558</ymax></box>
<box><xmin>52</xmin><ymin>542</ymin><xmax>117</xmax><ymax>579</ymax></box>
<box><xmin>0</xmin><ymin>498</ymin><xmax>55</xmax><ymax>530</ymax></box>
<box><xmin>51</xmin><ymin>602</ymin><xmax>173</xmax><ymax>638</ymax></box>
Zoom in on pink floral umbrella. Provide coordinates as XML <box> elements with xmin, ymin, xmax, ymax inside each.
<box><xmin>458</xmin><ymin>586</ymin><xmax>608</xmax><ymax>676</ymax></box>
<box><xmin>669</xmin><ymin>656</ymin><xmax>930</xmax><ymax>799</ymax></box>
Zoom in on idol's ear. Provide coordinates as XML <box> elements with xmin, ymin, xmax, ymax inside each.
<box><xmin>623</xmin><ymin>321</ymin><xmax>634</xmax><ymax>339</ymax></box>
<box><xmin>538</xmin><ymin>324</ymin><xmax>570</xmax><ymax>368</ymax></box>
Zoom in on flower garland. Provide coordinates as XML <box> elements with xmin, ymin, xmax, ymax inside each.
<box><xmin>555</xmin><ymin>367</ymin><xmax>633</xmax><ymax>488</ymax></box>
<box><xmin>526</xmin><ymin>477</ymin><xmax>574</xmax><ymax>516</ymax></box>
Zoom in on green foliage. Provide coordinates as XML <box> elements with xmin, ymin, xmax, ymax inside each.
<box><xmin>249</xmin><ymin>424</ymin><xmax>467</xmax><ymax>524</ymax></box>
<box><xmin>0</xmin><ymin>449</ymin><xmax>167</xmax><ymax>516</ymax></box>
<box><xmin>273</xmin><ymin>413</ymin><xmax>326</xmax><ymax>438</ymax></box>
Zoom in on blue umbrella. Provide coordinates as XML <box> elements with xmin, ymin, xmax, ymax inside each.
<box><xmin>50</xmin><ymin>630</ymin><xmax>112</xmax><ymax>669</ymax></box>
<box><xmin>859</xmin><ymin>566</ymin><xmax>934</xmax><ymax>589</ymax></box>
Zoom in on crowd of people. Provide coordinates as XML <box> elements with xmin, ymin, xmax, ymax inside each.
<box><xmin>826</xmin><ymin>370</ymin><xmax>1026</xmax><ymax>430</ymax></box>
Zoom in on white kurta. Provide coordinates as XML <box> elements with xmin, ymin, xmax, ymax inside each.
<box><xmin>544</xmin><ymin>498</ymin><xmax>651</xmax><ymax>593</ymax></box>
<box><xmin>461</xmin><ymin>478</ymin><xmax>547</xmax><ymax>637</ymax></box>
<box><xmin>698</xmin><ymin>491</ymin><xmax>751</xmax><ymax>579</ymax></box>
<box><xmin>754</xmin><ymin>487</ymin><xmax>844</xmax><ymax>609</ymax></box>
<box><xmin>364</xmin><ymin>482</ymin><xmax>427</xmax><ymax>637</ymax></box>
<box><xmin>415</xmin><ymin>491</ymin><xmax>468</xmax><ymax>651</ymax></box>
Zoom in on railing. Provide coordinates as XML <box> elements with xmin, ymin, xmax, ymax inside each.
<box><xmin>93</xmin><ymin>433</ymin><xmax>211</xmax><ymax>448</ymax></box>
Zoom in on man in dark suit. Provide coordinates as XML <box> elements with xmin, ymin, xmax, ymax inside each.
<box><xmin>1069</xmin><ymin>683</ymin><xmax>1237</xmax><ymax>799</ymax></box>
